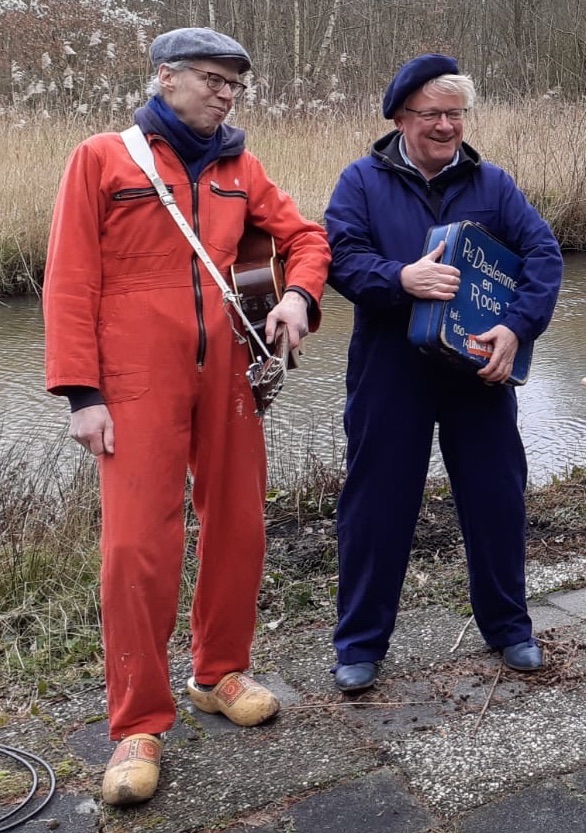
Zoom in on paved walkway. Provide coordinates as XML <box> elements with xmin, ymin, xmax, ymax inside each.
<box><xmin>2</xmin><ymin>586</ymin><xmax>586</xmax><ymax>832</ymax></box>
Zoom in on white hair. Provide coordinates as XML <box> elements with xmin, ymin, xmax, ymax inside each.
<box><xmin>145</xmin><ymin>60</ymin><xmax>193</xmax><ymax>97</ymax></box>
<box><xmin>422</xmin><ymin>73</ymin><xmax>476</xmax><ymax>109</ymax></box>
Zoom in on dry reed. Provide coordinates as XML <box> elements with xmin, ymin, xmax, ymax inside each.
<box><xmin>1</xmin><ymin>98</ymin><xmax>585</xmax><ymax>294</ymax></box>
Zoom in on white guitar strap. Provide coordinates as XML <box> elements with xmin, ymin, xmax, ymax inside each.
<box><xmin>120</xmin><ymin>125</ymin><xmax>272</xmax><ymax>361</ymax></box>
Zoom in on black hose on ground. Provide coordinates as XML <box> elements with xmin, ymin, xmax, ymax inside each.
<box><xmin>0</xmin><ymin>745</ymin><xmax>56</xmax><ymax>831</ymax></box>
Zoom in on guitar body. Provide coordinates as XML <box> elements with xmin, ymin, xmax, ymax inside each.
<box><xmin>231</xmin><ymin>225</ymin><xmax>300</xmax><ymax>368</ymax></box>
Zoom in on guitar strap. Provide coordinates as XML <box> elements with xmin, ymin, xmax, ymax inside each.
<box><xmin>120</xmin><ymin>125</ymin><xmax>272</xmax><ymax>362</ymax></box>
<box><xmin>119</xmin><ymin>125</ymin><xmax>287</xmax><ymax>415</ymax></box>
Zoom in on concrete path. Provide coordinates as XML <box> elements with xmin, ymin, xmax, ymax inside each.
<box><xmin>2</xmin><ymin>586</ymin><xmax>586</xmax><ymax>832</ymax></box>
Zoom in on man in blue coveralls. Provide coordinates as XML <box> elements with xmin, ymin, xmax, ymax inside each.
<box><xmin>325</xmin><ymin>53</ymin><xmax>563</xmax><ymax>692</ymax></box>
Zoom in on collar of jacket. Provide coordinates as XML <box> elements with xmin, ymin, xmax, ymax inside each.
<box><xmin>133</xmin><ymin>103</ymin><xmax>246</xmax><ymax>161</ymax></box>
<box><xmin>370</xmin><ymin>129</ymin><xmax>480</xmax><ymax>187</ymax></box>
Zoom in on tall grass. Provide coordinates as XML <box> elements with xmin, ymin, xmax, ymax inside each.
<box><xmin>0</xmin><ymin>434</ymin><xmax>102</xmax><ymax>680</ymax></box>
<box><xmin>0</xmin><ymin>427</ymin><xmax>345</xmax><ymax>684</ymax></box>
<box><xmin>465</xmin><ymin>100</ymin><xmax>586</xmax><ymax>249</ymax></box>
<box><xmin>4</xmin><ymin>427</ymin><xmax>586</xmax><ymax>685</ymax></box>
<box><xmin>0</xmin><ymin>116</ymin><xmax>95</xmax><ymax>294</ymax></box>
<box><xmin>1</xmin><ymin>98</ymin><xmax>585</xmax><ymax>294</ymax></box>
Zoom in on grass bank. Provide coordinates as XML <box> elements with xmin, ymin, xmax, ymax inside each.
<box><xmin>1</xmin><ymin>98</ymin><xmax>586</xmax><ymax>294</ymax></box>
<box><xmin>2</xmin><ymin>434</ymin><xmax>586</xmax><ymax>698</ymax></box>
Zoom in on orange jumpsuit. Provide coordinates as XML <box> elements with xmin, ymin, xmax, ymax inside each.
<box><xmin>43</xmin><ymin>131</ymin><xmax>330</xmax><ymax>739</ymax></box>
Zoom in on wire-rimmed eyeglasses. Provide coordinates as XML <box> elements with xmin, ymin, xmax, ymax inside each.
<box><xmin>186</xmin><ymin>66</ymin><xmax>247</xmax><ymax>99</ymax></box>
<box><xmin>404</xmin><ymin>108</ymin><xmax>468</xmax><ymax>122</ymax></box>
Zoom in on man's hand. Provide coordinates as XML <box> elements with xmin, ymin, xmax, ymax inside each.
<box><xmin>474</xmin><ymin>325</ymin><xmax>519</xmax><ymax>384</ymax></box>
<box><xmin>265</xmin><ymin>291</ymin><xmax>309</xmax><ymax>349</ymax></box>
<box><xmin>400</xmin><ymin>241</ymin><xmax>461</xmax><ymax>300</ymax></box>
<box><xmin>70</xmin><ymin>404</ymin><xmax>115</xmax><ymax>456</ymax></box>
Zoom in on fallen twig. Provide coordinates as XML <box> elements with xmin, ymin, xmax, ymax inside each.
<box><xmin>450</xmin><ymin>614</ymin><xmax>475</xmax><ymax>653</ymax></box>
<box><xmin>283</xmin><ymin>700</ymin><xmax>419</xmax><ymax>711</ymax></box>
<box><xmin>472</xmin><ymin>663</ymin><xmax>502</xmax><ymax>736</ymax></box>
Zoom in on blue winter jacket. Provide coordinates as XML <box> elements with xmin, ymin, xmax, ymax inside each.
<box><xmin>325</xmin><ymin>130</ymin><xmax>563</xmax><ymax>344</ymax></box>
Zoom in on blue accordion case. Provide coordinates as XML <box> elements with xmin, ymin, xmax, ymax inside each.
<box><xmin>407</xmin><ymin>221</ymin><xmax>533</xmax><ymax>386</ymax></box>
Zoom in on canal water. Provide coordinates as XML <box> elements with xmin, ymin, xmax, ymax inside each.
<box><xmin>1</xmin><ymin>254</ymin><xmax>585</xmax><ymax>486</ymax></box>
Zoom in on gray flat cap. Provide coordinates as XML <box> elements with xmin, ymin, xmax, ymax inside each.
<box><xmin>150</xmin><ymin>27</ymin><xmax>251</xmax><ymax>72</ymax></box>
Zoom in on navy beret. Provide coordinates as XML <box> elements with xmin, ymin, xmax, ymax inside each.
<box><xmin>150</xmin><ymin>27</ymin><xmax>251</xmax><ymax>72</ymax></box>
<box><xmin>382</xmin><ymin>53</ymin><xmax>459</xmax><ymax>119</ymax></box>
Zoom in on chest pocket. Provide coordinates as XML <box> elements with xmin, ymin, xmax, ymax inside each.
<box><xmin>199</xmin><ymin>180</ymin><xmax>248</xmax><ymax>257</ymax></box>
<box><xmin>108</xmin><ymin>186</ymin><xmax>176</xmax><ymax>261</ymax></box>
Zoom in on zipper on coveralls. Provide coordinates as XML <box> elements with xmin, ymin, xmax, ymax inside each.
<box><xmin>209</xmin><ymin>183</ymin><xmax>247</xmax><ymax>200</ymax></box>
<box><xmin>112</xmin><ymin>187</ymin><xmax>166</xmax><ymax>200</ymax></box>
<box><xmin>190</xmin><ymin>181</ymin><xmax>207</xmax><ymax>367</ymax></box>
<box><xmin>191</xmin><ymin>176</ymin><xmax>246</xmax><ymax>366</ymax></box>
<box><xmin>147</xmin><ymin>135</ymin><xmax>208</xmax><ymax>367</ymax></box>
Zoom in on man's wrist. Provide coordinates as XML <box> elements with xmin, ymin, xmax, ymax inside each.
<box><xmin>66</xmin><ymin>387</ymin><xmax>106</xmax><ymax>413</ymax></box>
<box><xmin>284</xmin><ymin>286</ymin><xmax>312</xmax><ymax>308</ymax></box>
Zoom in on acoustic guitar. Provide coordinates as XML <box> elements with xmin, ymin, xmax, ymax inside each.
<box><xmin>230</xmin><ymin>225</ymin><xmax>300</xmax><ymax>369</ymax></box>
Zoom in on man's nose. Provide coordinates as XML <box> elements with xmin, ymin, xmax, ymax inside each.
<box><xmin>435</xmin><ymin>113</ymin><xmax>454</xmax><ymax>130</ymax></box>
<box><xmin>217</xmin><ymin>82</ymin><xmax>234</xmax><ymax>100</ymax></box>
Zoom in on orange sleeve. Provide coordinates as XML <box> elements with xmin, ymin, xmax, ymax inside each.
<box><xmin>43</xmin><ymin>138</ymin><xmax>108</xmax><ymax>394</ymax></box>
<box><xmin>242</xmin><ymin>152</ymin><xmax>331</xmax><ymax>331</ymax></box>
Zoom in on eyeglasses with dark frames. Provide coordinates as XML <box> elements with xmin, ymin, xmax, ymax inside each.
<box><xmin>185</xmin><ymin>66</ymin><xmax>247</xmax><ymax>99</ymax></box>
<box><xmin>403</xmin><ymin>107</ymin><xmax>468</xmax><ymax>122</ymax></box>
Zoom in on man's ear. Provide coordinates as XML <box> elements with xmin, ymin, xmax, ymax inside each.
<box><xmin>158</xmin><ymin>64</ymin><xmax>175</xmax><ymax>92</ymax></box>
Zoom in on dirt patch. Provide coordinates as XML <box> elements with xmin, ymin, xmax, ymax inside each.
<box><xmin>260</xmin><ymin>468</ymin><xmax>586</xmax><ymax>630</ymax></box>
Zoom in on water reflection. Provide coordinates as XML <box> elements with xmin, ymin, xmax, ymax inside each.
<box><xmin>270</xmin><ymin>254</ymin><xmax>586</xmax><ymax>486</ymax></box>
<box><xmin>0</xmin><ymin>297</ymin><xmax>70</xmax><ymax>455</ymax></box>
<box><xmin>1</xmin><ymin>255</ymin><xmax>585</xmax><ymax>486</ymax></box>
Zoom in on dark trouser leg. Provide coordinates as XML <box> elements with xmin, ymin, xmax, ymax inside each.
<box><xmin>438</xmin><ymin>377</ymin><xmax>531</xmax><ymax>648</ymax></box>
<box><xmin>334</xmin><ymin>335</ymin><xmax>438</xmax><ymax>664</ymax></box>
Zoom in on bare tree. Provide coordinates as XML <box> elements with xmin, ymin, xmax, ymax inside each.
<box><xmin>310</xmin><ymin>0</ymin><xmax>341</xmax><ymax>84</ymax></box>
<box><xmin>208</xmin><ymin>0</ymin><xmax>216</xmax><ymax>30</ymax></box>
<box><xmin>3</xmin><ymin>0</ymin><xmax>586</xmax><ymax>113</ymax></box>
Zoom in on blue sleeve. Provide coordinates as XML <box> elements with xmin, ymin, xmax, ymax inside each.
<box><xmin>492</xmin><ymin>167</ymin><xmax>563</xmax><ymax>342</ymax></box>
<box><xmin>324</xmin><ymin>163</ymin><xmax>411</xmax><ymax>311</ymax></box>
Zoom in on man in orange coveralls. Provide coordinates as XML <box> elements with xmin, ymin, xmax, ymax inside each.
<box><xmin>43</xmin><ymin>27</ymin><xmax>330</xmax><ymax>806</ymax></box>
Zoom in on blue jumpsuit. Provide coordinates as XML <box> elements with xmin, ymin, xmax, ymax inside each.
<box><xmin>325</xmin><ymin>131</ymin><xmax>563</xmax><ymax>665</ymax></box>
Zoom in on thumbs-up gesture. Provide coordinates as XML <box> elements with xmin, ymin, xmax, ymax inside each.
<box><xmin>400</xmin><ymin>240</ymin><xmax>461</xmax><ymax>300</ymax></box>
